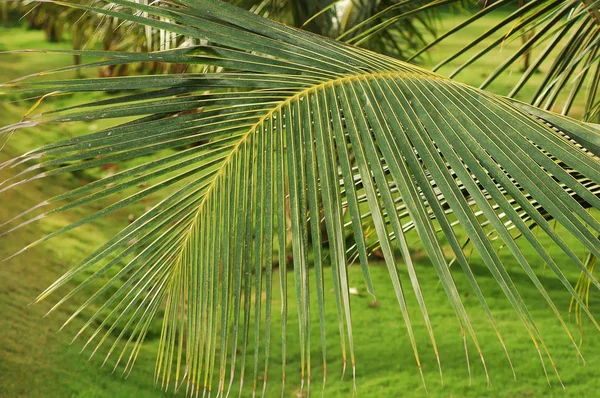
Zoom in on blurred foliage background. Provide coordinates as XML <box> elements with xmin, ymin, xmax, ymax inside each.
<box><xmin>1</xmin><ymin>1</ymin><xmax>599</xmax><ymax>397</ymax></box>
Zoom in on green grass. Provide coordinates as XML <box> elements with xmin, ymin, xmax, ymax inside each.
<box><xmin>1</xmin><ymin>15</ymin><xmax>599</xmax><ymax>398</ymax></box>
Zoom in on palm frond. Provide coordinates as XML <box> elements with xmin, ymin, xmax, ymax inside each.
<box><xmin>1</xmin><ymin>0</ymin><xmax>600</xmax><ymax>395</ymax></box>
<box><xmin>233</xmin><ymin>0</ymin><xmax>442</xmax><ymax>59</ymax></box>
<box><xmin>409</xmin><ymin>0</ymin><xmax>600</xmax><ymax>121</ymax></box>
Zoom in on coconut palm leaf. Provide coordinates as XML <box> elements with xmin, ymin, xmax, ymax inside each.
<box><xmin>408</xmin><ymin>0</ymin><xmax>600</xmax><ymax>121</ymax></box>
<box><xmin>2</xmin><ymin>0</ymin><xmax>600</xmax><ymax>395</ymax></box>
<box><xmin>232</xmin><ymin>0</ymin><xmax>442</xmax><ymax>59</ymax></box>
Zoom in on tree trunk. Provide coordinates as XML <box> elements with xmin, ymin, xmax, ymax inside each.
<box><xmin>72</xmin><ymin>23</ymin><xmax>82</xmax><ymax>77</ymax></box>
<box><xmin>519</xmin><ymin>0</ymin><xmax>534</xmax><ymax>71</ymax></box>
<box><xmin>1</xmin><ymin>2</ymin><xmax>7</xmax><ymax>24</ymax></box>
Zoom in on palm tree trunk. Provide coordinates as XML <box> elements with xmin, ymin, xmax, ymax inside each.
<box><xmin>1</xmin><ymin>2</ymin><xmax>7</xmax><ymax>24</ymax></box>
<box><xmin>72</xmin><ymin>23</ymin><xmax>82</xmax><ymax>77</ymax></box>
<box><xmin>519</xmin><ymin>0</ymin><xmax>534</xmax><ymax>71</ymax></box>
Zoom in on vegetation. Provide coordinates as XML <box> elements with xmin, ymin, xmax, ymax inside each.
<box><xmin>9</xmin><ymin>0</ymin><xmax>439</xmax><ymax>76</ymax></box>
<box><xmin>1</xmin><ymin>1</ymin><xmax>599</xmax><ymax>397</ymax></box>
<box><xmin>416</xmin><ymin>0</ymin><xmax>600</xmax><ymax>121</ymax></box>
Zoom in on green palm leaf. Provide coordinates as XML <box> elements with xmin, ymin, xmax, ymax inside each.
<box><xmin>232</xmin><ymin>0</ymin><xmax>441</xmax><ymax>59</ymax></box>
<box><xmin>409</xmin><ymin>0</ymin><xmax>600</xmax><ymax>121</ymax></box>
<box><xmin>1</xmin><ymin>0</ymin><xmax>600</xmax><ymax>395</ymax></box>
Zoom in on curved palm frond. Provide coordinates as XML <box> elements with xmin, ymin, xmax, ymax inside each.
<box><xmin>1</xmin><ymin>0</ymin><xmax>600</xmax><ymax>395</ymax></box>
<box><xmin>233</xmin><ymin>0</ymin><xmax>442</xmax><ymax>59</ymax></box>
<box><xmin>407</xmin><ymin>0</ymin><xmax>600</xmax><ymax>121</ymax></box>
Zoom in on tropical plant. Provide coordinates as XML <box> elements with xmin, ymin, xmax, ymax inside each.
<box><xmin>12</xmin><ymin>0</ymin><xmax>440</xmax><ymax>77</ymax></box>
<box><xmin>19</xmin><ymin>1</ymin><xmax>72</xmax><ymax>42</ymax></box>
<box><xmin>12</xmin><ymin>0</ymin><xmax>198</xmax><ymax>75</ymax></box>
<box><xmin>411</xmin><ymin>0</ymin><xmax>600</xmax><ymax>121</ymax></box>
<box><xmin>232</xmin><ymin>0</ymin><xmax>441</xmax><ymax>59</ymax></box>
<box><xmin>1</xmin><ymin>0</ymin><xmax>600</xmax><ymax>396</ymax></box>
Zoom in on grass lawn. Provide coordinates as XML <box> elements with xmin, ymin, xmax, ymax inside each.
<box><xmin>1</xmin><ymin>11</ymin><xmax>599</xmax><ymax>398</ymax></box>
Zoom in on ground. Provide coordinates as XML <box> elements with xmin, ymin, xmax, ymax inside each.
<box><xmin>1</xmin><ymin>10</ymin><xmax>599</xmax><ymax>398</ymax></box>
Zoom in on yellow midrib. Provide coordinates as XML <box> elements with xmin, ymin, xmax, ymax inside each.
<box><xmin>173</xmin><ymin>69</ymin><xmax>428</xmax><ymax>267</ymax></box>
